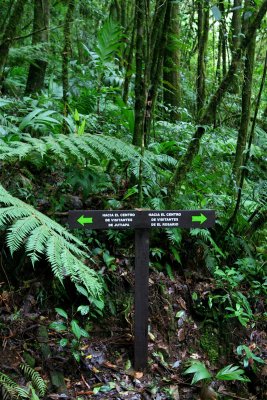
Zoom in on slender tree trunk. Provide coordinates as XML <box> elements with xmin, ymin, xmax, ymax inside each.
<box><xmin>229</xmin><ymin>0</ymin><xmax>242</xmax><ymax>93</ymax></box>
<box><xmin>133</xmin><ymin>0</ymin><xmax>147</xmax><ymax>147</ymax></box>
<box><xmin>196</xmin><ymin>0</ymin><xmax>209</xmax><ymax>118</ymax></box>
<box><xmin>216</xmin><ymin>32</ymin><xmax>222</xmax><ymax>82</ymax></box>
<box><xmin>231</xmin><ymin>0</ymin><xmax>242</xmax><ymax>52</ymax></box>
<box><xmin>145</xmin><ymin>0</ymin><xmax>172</xmax><ymax>141</ymax></box>
<box><xmin>25</xmin><ymin>0</ymin><xmax>50</xmax><ymax>94</ymax></box>
<box><xmin>163</xmin><ymin>2</ymin><xmax>181</xmax><ymax>122</ymax></box>
<box><xmin>122</xmin><ymin>25</ymin><xmax>135</xmax><ymax>104</ymax></box>
<box><xmin>62</xmin><ymin>0</ymin><xmax>75</xmax><ymax>117</ymax></box>
<box><xmin>0</xmin><ymin>0</ymin><xmax>28</xmax><ymax>89</ymax></box>
<box><xmin>219</xmin><ymin>0</ymin><xmax>227</xmax><ymax>76</ymax></box>
<box><xmin>222</xmin><ymin>50</ymin><xmax>267</xmax><ymax>235</ymax></box>
<box><xmin>232</xmin><ymin>1</ymin><xmax>256</xmax><ymax>184</ymax></box>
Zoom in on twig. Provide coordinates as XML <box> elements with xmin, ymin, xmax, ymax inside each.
<box><xmin>219</xmin><ymin>391</ymin><xmax>254</xmax><ymax>400</ymax></box>
<box><xmin>2</xmin><ymin>24</ymin><xmax>65</xmax><ymax>44</ymax></box>
<box><xmin>81</xmin><ymin>374</ymin><xmax>91</xmax><ymax>390</ymax></box>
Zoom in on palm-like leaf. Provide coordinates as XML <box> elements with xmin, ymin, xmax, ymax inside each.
<box><xmin>215</xmin><ymin>364</ymin><xmax>250</xmax><ymax>382</ymax></box>
<box><xmin>184</xmin><ymin>361</ymin><xmax>212</xmax><ymax>384</ymax></box>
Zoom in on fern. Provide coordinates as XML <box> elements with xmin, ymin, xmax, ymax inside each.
<box><xmin>84</xmin><ymin>18</ymin><xmax>124</xmax><ymax>69</ymax></box>
<box><xmin>20</xmin><ymin>364</ymin><xmax>46</xmax><ymax>397</ymax></box>
<box><xmin>0</xmin><ymin>185</ymin><xmax>102</xmax><ymax>300</ymax></box>
<box><xmin>0</xmin><ymin>133</ymin><xmax>176</xmax><ymax>190</ymax></box>
<box><xmin>190</xmin><ymin>228</ymin><xmax>225</xmax><ymax>257</ymax></box>
<box><xmin>0</xmin><ymin>372</ymin><xmax>28</xmax><ymax>399</ymax></box>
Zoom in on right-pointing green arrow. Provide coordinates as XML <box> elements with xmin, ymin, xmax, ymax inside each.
<box><xmin>192</xmin><ymin>213</ymin><xmax>207</xmax><ymax>224</ymax></box>
<box><xmin>77</xmin><ymin>215</ymin><xmax>93</xmax><ymax>226</ymax></box>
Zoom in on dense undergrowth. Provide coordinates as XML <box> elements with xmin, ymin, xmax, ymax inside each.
<box><xmin>0</xmin><ymin>3</ymin><xmax>267</xmax><ymax>399</ymax></box>
<box><xmin>0</xmin><ymin>91</ymin><xmax>266</xmax><ymax>399</ymax></box>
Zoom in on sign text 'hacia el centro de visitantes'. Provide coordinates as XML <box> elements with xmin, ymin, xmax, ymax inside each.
<box><xmin>68</xmin><ymin>209</ymin><xmax>215</xmax><ymax>230</ymax></box>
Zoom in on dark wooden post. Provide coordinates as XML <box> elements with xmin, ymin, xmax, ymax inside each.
<box><xmin>134</xmin><ymin>229</ymin><xmax>150</xmax><ymax>370</ymax></box>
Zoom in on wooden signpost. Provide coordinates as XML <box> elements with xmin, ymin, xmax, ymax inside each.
<box><xmin>68</xmin><ymin>209</ymin><xmax>215</xmax><ymax>370</ymax></box>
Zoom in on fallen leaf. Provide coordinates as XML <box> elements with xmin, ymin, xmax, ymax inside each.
<box><xmin>178</xmin><ymin>297</ymin><xmax>187</xmax><ymax>310</ymax></box>
<box><xmin>134</xmin><ymin>371</ymin><xmax>143</xmax><ymax>379</ymax></box>
<box><xmin>177</xmin><ymin>328</ymin><xmax>185</xmax><ymax>342</ymax></box>
<box><xmin>103</xmin><ymin>361</ymin><xmax>117</xmax><ymax>369</ymax></box>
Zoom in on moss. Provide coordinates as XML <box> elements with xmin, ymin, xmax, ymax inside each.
<box><xmin>200</xmin><ymin>324</ymin><xmax>220</xmax><ymax>364</ymax></box>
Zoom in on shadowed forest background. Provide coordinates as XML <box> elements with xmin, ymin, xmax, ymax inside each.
<box><xmin>0</xmin><ymin>0</ymin><xmax>266</xmax><ymax>399</ymax></box>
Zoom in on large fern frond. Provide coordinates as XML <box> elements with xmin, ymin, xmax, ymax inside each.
<box><xmin>0</xmin><ymin>185</ymin><xmax>102</xmax><ymax>299</ymax></box>
<box><xmin>0</xmin><ymin>133</ymin><xmax>176</xmax><ymax>186</ymax></box>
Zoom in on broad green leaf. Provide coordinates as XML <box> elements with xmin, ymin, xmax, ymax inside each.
<box><xmin>55</xmin><ymin>308</ymin><xmax>68</xmax><ymax>319</ymax></box>
<box><xmin>49</xmin><ymin>322</ymin><xmax>67</xmax><ymax>332</ymax></box>
<box><xmin>59</xmin><ymin>338</ymin><xmax>68</xmax><ymax>347</ymax></box>
<box><xmin>216</xmin><ymin>364</ymin><xmax>250</xmax><ymax>381</ymax></box>
<box><xmin>72</xmin><ymin>350</ymin><xmax>81</xmax><ymax>362</ymax></box>
<box><xmin>184</xmin><ymin>361</ymin><xmax>212</xmax><ymax>384</ymax></box>
<box><xmin>71</xmin><ymin>319</ymin><xmax>83</xmax><ymax>340</ymax></box>
<box><xmin>77</xmin><ymin>305</ymin><xmax>90</xmax><ymax>315</ymax></box>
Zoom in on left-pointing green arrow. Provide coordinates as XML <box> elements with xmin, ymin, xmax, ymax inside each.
<box><xmin>77</xmin><ymin>215</ymin><xmax>93</xmax><ymax>226</ymax></box>
<box><xmin>192</xmin><ymin>213</ymin><xmax>207</xmax><ymax>224</ymax></box>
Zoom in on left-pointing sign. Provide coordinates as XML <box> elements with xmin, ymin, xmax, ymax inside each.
<box><xmin>77</xmin><ymin>215</ymin><xmax>93</xmax><ymax>226</ymax></box>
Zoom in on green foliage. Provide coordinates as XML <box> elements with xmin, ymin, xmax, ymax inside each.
<box><xmin>0</xmin><ymin>363</ymin><xmax>47</xmax><ymax>400</ymax></box>
<box><xmin>0</xmin><ymin>184</ymin><xmax>103</xmax><ymax>302</ymax></box>
<box><xmin>184</xmin><ymin>360</ymin><xmax>249</xmax><ymax>385</ymax></box>
<box><xmin>184</xmin><ymin>361</ymin><xmax>212</xmax><ymax>384</ymax></box>
<box><xmin>83</xmin><ymin>18</ymin><xmax>125</xmax><ymax>94</ymax></box>
<box><xmin>0</xmin><ymin>132</ymin><xmax>176</xmax><ymax>203</ymax></box>
<box><xmin>20</xmin><ymin>365</ymin><xmax>47</xmax><ymax>397</ymax></box>
<box><xmin>49</xmin><ymin>307</ymin><xmax>89</xmax><ymax>362</ymax></box>
<box><xmin>236</xmin><ymin>344</ymin><xmax>265</xmax><ymax>369</ymax></box>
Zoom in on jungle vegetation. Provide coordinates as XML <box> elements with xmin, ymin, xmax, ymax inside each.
<box><xmin>0</xmin><ymin>1</ymin><xmax>266</xmax><ymax>399</ymax></box>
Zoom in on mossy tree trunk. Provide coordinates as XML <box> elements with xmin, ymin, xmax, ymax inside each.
<box><xmin>132</xmin><ymin>0</ymin><xmax>147</xmax><ymax>147</ymax></box>
<box><xmin>0</xmin><ymin>0</ymin><xmax>28</xmax><ymax>89</ymax></box>
<box><xmin>196</xmin><ymin>0</ymin><xmax>209</xmax><ymax>119</ymax></box>
<box><xmin>163</xmin><ymin>2</ymin><xmax>181</xmax><ymax>122</ymax></box>
<box><xmin>62</xmin><ymin>0</ymin><xmax>75</xmax><ymax>117</ymax></box>
<box><xmin>144</xmin><ymin>0</ymin><xmax>172</xmax><ymax>141</ymax></box>
<box><xmin>25</xmin><ymin>0</ymin><xmax>50</xmax><ymax>95</ymax></box>
<box><xmin>232</xmin><ymin>0</ymin><xmax>256</xmax><ymax>185</ymax></box>
<box><xmin>229</xmin><ymin>0</ymin><xmax>242</xmax><ymax>93</ymax></box>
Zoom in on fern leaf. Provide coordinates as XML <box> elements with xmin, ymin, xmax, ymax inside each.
<box><xmin>25</xmin><ymin>225</ymin><xmax>50</xmax><ymax>264</ymax></box>
<box><xmin>7</xmin><ymin>216</ymin><xmax>40</xmax><ymax>255</ymax></box>
<box><xmin>0</xmin><ymin>185</ymin><xmax>102</xmax><ymax>299</ymax></box>
<box><xmin>20</xmin><ymin>364</ymin><xmax>47</xmax><ymax>397</ymax></box>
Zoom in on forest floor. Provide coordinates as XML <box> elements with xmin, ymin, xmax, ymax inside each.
<box><xmin>1</xmin><ymin>263</ymin><xmax>266</xmax><ymax>400</ymax></box>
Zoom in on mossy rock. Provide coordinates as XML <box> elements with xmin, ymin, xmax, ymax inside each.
<box><xmin>200</xmin><ymin>323</ymin><xmax>220</xmax><ymax>364</ymax></box>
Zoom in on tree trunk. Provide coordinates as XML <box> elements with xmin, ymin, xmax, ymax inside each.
<box><xmin>122</xmin><ymin>25</ymin><xmax>135</xmax><ymax>104</ymax></box>
<box><xmin>163</xmin><ymin>2</ymin><xmax>181</xmax><ymax>122</ymax></box>
<box><xmin>132</xmin><ymin>0</ymin><xmax>147</xmax><ymax>147</ymax></box>
<box><xmin>196</xmin><ymin>0</ymin><xmax>209</xmax><ymax>119</ymax></box>
<box><xmin>145</xmin><ymin>0</ymin><xmax>172</xmax><ymax>141</ymax></box>
<box><xmin>229</xmin><ymin>0</ymin><xmax>242</xmax><ymax>93</ymax></box>
<box><xmin>25</xmin><ymin>0</ymin><xmax>50</xmax><ymax>94</ymax></box>
<box><xmin>0</xmin><ymin>0</ymin><xmax>28</xmax><ymax>89</ymax></box>
<box><xmin>62</xmin><ymin>0</ymin><xmax>75</xmax><ymax>117</ymax></box>
<box><xmin>232</xmin><ymin>1</ymin><xmax>256</xmax><ymax>185</ymax></box>
<box><xmin>218</xmin><ymin>0</ymin><xmax>227</xmax><ymax>76</ymax></box>
<box><xmin>231</xmin><ymin>0</ymin><xmax>242</xmax><ymax>52</ymax></box>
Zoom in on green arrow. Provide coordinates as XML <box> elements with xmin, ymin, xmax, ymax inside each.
<box><xmin>77</xmin><ymin>215</ymin><xmax>93</xmax><ymax>226</ymax></box>
<box><xmin>192</xmin><ymin>213</ymin><xmax>207</xmax><ymax>224</ymax></box>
